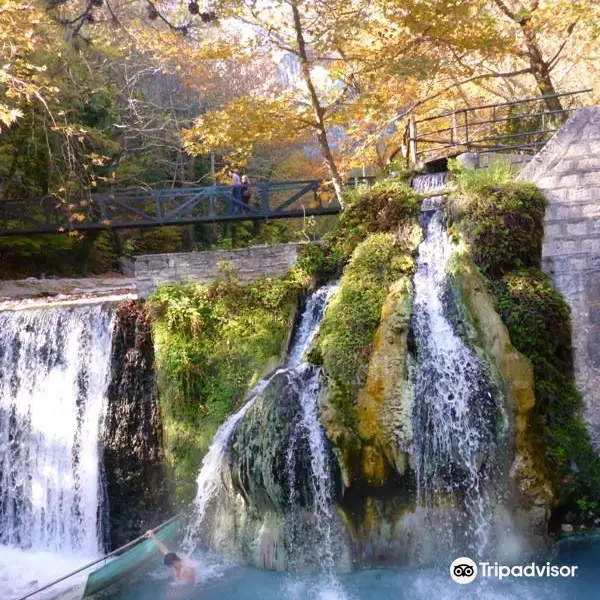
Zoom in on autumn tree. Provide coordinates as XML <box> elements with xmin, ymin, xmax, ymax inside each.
<box><xmin>181</xmin><ymin>0</ymin><xmax>373</xmax><ymax>204</ymax></box>
<box><xmin>483</xmin><ymin>0</ymin><xmax>599</xmax><ymax>111</ymax></box>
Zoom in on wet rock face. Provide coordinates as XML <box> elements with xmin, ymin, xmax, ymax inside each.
<box><xmin>228</xmin><ymin>368</ymin><xmax>343</xmax><ymax>512</ymax></box>
<box><xmin>102</xmin><ymin>300</ymin><xmax>171</xmax><ymax>550</ymax></box>
<box><xmin>201</xmin><ymin>367</ymin><xmax>349</xmax><ymax>572</ymax></box>
<box><xmin>449</xmin><ymin>250</ymin><xmax>553</xmax><ymax>555</ymax></box>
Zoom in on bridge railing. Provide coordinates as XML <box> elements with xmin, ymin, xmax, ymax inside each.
<box><xmin>0</xmin><ymin>178</ymin><xmax>374</xmax><ymax>236</ymax></box>
<box><xmin>405</xmin><ymin>89</ymin><xmax>592</xmax><ymax>165</ymax></box>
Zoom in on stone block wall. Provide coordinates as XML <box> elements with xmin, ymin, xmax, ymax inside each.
<box><xmin>456</xmin><ymin>151</ymin><xmax>531</xmax><ymax>173</ymax></box>
<box><xmin>134</xmin><ymin>243</ymin><xmax>302</xmax><ymax>298</ymax></box>
<box><xmin>518</xmin><ymin>107</ymin><xmax>600</xmax><ymax>451</ymax></box>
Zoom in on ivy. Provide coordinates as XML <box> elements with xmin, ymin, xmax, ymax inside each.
<box><xmin>149</xmin><ymin>271</ymin><xmax>302</xmax><ymax>503</ymax></box>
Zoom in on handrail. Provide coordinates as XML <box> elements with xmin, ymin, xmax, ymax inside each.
<box><xmin>415</xmin><ymin>88</ymin><xmax>592</xmax><ymax>124</ymax></box>
<box><xmin>406</xmin><ymin>88</ymin><xmax>593</xmax><ymax>164</ymax></box>
<box><xmin>12</xmin><ymin>515</ymin><xmax>180</xmax><ymax>600</ymax></box>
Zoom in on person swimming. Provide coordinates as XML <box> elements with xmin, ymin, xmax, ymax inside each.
<box><xmin>144</xmin><ymin>529</ymin><xmax>196</xmax><ymax>584</ymax></box>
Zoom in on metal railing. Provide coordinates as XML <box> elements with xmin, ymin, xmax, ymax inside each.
<box><xmin>0</xmin><ymin>177</ymin><xmax>373</xmax><ymax>237</ymax></box>
<box><xmin>13</xmin><ymin>515</ymin><xmax>180</xmax><ymax>600</ymax></box>
<box><xmin>405</xmin><ymin>89</ymin><xmax>593</xmax><ymax>165</ymax></box>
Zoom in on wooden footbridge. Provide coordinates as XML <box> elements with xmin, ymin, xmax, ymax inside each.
<box><xmin>0</xmin><ymin>179</ymin><xmax>370</xmax><ymax>237</ymax></box>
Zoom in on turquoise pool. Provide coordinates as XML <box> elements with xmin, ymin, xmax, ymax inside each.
<box><xmin>98</xmin><ymin>535</ymin><xmax>600</xmax><ymax>600</ymax></box>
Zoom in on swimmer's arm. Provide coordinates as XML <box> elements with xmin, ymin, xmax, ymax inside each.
<box><xmin>144</xmin><ymin>529</ymin><xmax>170</xmax><ymax>555</ymax></box>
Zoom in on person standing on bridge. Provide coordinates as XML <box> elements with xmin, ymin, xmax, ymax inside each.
<box><xmin>241</xmin><ymin>174</ymin><xmax>252</xmax><ymax>208</ymax></box>
<box><xmin>229</xmin><ymin>169</ymin><xmax>243</xmax><ymax>212</ymax></box>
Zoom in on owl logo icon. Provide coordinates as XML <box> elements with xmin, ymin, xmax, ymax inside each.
<box><xmin>450</xmin><ymin>557</ymin><xmax>478</xmax><ymax>584</ymax></box>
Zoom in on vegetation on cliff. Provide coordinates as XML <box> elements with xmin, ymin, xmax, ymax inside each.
<box><xmin>149</xmin><ymin>269</ymin><xmax>300</xmax><ymax>502</ymax></box>
<box><xmin>448</xmin><ymin>160</ymin><xmax>546</xmax><ymax>279</ymax></box>
<box><xmin>318</xmin><ymin>234</ymin><xmax>411</xmax><ymax>428</ymax></box>
<box><xmin>494</xmin><ymin>271</ymin><xmax>600</xmax><ymax>522</ymax></box>
<box><xmin>332</xmin><ymin>180</ymin><xmax>420</xmax><ymax>257</ymax></box>
<box><xmin>307</xmin><ymin>182</ymin><xmax>421</xmax><ymax>487</ymax></box>
<box><xmin>450</xmin><ymin>164</ymin><xmax>600</xmax><ymax>525</ymax></box>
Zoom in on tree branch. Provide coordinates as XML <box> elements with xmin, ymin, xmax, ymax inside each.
<box><xmin>493</xmin><ymin>0</ymin><xmax>517</xmax><ymax>21</ymax></box>
<box><xmin>547</xmin><ymin>22</ymin><xmax>577</xmax><ymax>71</ymax></box>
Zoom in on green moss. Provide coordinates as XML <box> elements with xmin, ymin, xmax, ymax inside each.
<box><xmin>318</xmin><ymin>233</ymin><xmax>414</xmax><ymax>434</ymax></box>
<box><xmin>149</xmin><ymin>272</ymin><xmax>300</xmax><ymax>503</ymax></box>
<box><xmin>333</xmin><ymin>179</ymin><xmax>420</xmax><ymax>258</ymax></box>
<box><xmin>295</xmin><ymin>243</ymin><xmax>346</xmax><ymax>285</ymax></box>
<box><xmin>450</xmin><ymin>180</ymin><xmax>545</xmax><ymax>279</ymax></box>
<box><xmin>292</xmin><ymin>181</ymin><xmax>419</xmax><ymax>286</ymax></box>
<box><xmin>493</xmin><ymin>269</ymin><xmax>600</xmax><ymax>515</ymax></box>
<box><xmin>448</xmin><ymin>170</ymin><xmax>600</xmax><ymax>523</ymax></box>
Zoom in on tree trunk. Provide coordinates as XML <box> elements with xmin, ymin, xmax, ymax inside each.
<box><xmin>183</xmin><ymin>225</ymin><xmax>196</xmax><ymax>251</ymax></box>
<box><xmin>76</xmin><ymin>230</ymin><xmax>100</xmax><ymax>276</ymax></box>
<box><xmin>492</xmin><ymin>1</ymin><xmax>564</xmax><ymax>114</ymax></box>
<box><xmin>520</xmin><ymin>21</ymin><xmax>564</xmax><ymax>113</ymax></box>
<box><xmin>290</xmin><ymin>0</ymin><xmax>345</xmax><ymax>207</ymax></box>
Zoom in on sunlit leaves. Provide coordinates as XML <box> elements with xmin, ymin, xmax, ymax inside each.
<box><xmin>182</xmin><ymin>94</ymin><xmax>310</xmax><ymax>167</ymax></box>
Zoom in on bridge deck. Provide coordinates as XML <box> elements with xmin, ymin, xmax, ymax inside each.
<box><xmin>0</xmin><ymin>179</ymin><xmax>353</xmax><ymax>236</ymax></box>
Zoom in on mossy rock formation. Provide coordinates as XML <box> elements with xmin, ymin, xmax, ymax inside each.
<box><xmin>198</xmin><ymin>367</ymin><xmax>351</xmax><ymax>572</ymax></box>
<box><xmin>449</xmin><ymin>248</ymin><xmax>553</xmax><ymax>552</ymax></box>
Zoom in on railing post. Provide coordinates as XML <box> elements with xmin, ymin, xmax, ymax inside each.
<box><xmin>408</xmin><ymin>115</ymin><xmax>417</xmax><ymax>166</ymax></box>
<box><xmin>209</xmin><ymin>185</ymin><xmax>216</xmax><ymax>217</ymax></box>
<box><xmin>155</xmin><ymin>191</ymin><xmax>162</xmax><ymax>224</ymax></box>
<box><xmin>463</xmin><ymin>110</ymin><xmax>469</xmax><ymax>151</ymax></box>
<box><xmin>227</xmin><ymin>189</ymin><xmax>233</xmax><ymax>216</ymax></box>
<box><xmin>261</xmin><ymin>184</ymin><xmax>269</xmax><ymax>216</ymax></box>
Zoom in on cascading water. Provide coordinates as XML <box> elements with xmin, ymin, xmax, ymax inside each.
<box><xmin>185</xmin><ymin>284</ymin><xmax>338</xmax><ymax>552</ymax></box>
<box><xmin>285</xmin><ymin>364</ymin><xmax>336</xmax><ymax>572</ymax></box>
<box><xmin>410</xmin><ymin>172</ymin><xmax>448</xmax><ymax>194</ymax></box>
<box><xmin>411</xmin><ymin>210</ymin><xmax>503</xmax><ymax>559</ymax></box>
<box><xmin>0</xmin><ymin>303</ymin><xmax>115</xmax><ymax>598</ymax></box>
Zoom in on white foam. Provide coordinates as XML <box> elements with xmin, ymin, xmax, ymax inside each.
<box><xmin>0</xmin><ymin>546</ymin><xmax>97</xmax><ymax>600</ymax></box>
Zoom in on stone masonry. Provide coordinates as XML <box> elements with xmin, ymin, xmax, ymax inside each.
<box><xmin>134</xmin><ymin>242</ymin><xmax>302</xmax><ymax>298</ymax></box>
<box><xmin>518</xmin><ymin>107</ymin><xmax>600</xmax><ymax>451</ymax></box>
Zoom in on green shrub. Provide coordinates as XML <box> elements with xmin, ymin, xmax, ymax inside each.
<box><xmin>295</xmin><ymin>243</ymin><xmax>345</xmax><ymax>284</ymax></box>
<box><xmin>333</xmin><ymin>179</ymin><xmax>420</xmax><ymax>257</ymax></box>
<box><xmin>450</xmin><ymin>180</ymin><xmax>545</xmax><ymax>279</ymax></box>
<box><xmin>494</xmin><ymin>269</ymin><xmax>600</xmax><ymax>516</ymax></box>
<box><xmin>0</xmin><ymin>235</ymin><xmax>77</xmax><ymax>278</ymax></box>
<box><xmin>123</xmin><ymin>226</ymin><xmax>184</xmax><ymax>256</ymax></box>
<box><xmin>149</xmin><ymin>272</ymin><xmax>300</xmax><ymax>502</ymax></box>
<box><xmin>448</xmin><ymin>156</ymin><xmax>513</xmax><ymax>192</ymax></box>
<box><xmin>87</xmin><ymin>231</ymin><xmax>118</xmax><ymax>273</ymax></box>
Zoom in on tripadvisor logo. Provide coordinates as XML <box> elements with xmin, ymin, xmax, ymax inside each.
<box><xmin>450</xmin><ymin>557</ymin><xmax>477</xmax><ymax>584</ymax></box>
<box><xmin>450</xmin><ymin>557</ymin><xmax>579</xmax><ymax>584</ymax></box>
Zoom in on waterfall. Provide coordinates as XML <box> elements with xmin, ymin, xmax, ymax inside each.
<box><xmin>185</xmin><ymin>283</ymin><xmax>338</xmax><ymax>548</ymax></box>
<box><xmin>286</xmin><ymin>364</ymin><xmax>336</xmax><ymax>572</ymax></box>
<box><xmin>411</xmin><ymin>172</ymin><xmax>448</xmax><ymax>194</ymax></box>
<box><xmin>411</xmin><ymin>210</ymin><xmax>501</xmax><ymax>558</ymax></box>
<box><xmin>0</xmin><ymin>303</ymin><xmax>115</xmax><ymax>597</ymax></box>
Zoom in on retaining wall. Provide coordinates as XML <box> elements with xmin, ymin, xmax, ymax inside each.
<box><xmin>519</xmin><ymin>106</ymin><xmax>600</xmax><ymax>451</ymax></box>
<box><xmin>134</xmin><ymin>243</ymin><xmax>302</xmax><ymax>298</ymax></box>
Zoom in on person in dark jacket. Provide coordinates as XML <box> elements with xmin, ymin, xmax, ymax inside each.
<box><xmin>241</xmin><ymin>174</ymin><xmax>252</xmax><ymax>208</ymax></box>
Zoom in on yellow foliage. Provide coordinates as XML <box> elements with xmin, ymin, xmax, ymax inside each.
<box><xmin>182</xmin><ymin>94</ymin><xmax>311</xmax><ymax>164</ymax></box>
